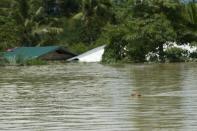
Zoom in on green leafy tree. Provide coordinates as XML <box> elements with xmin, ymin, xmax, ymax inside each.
<box><xmin>0</xmin><ymin>0</ymin><xmax>20</xmax><ymax>50</ymax></box>
<box><xmin>72</xmin><ymin>0</ymin><xmax>114</xmax><ymax>44</ymax></box>
<box><xmin>102</xmin><ymin>14</ymin><xmax>176</xmax><ymax>62</ymax></box>
<box><xmin>11</xmin><ymin>0</ymin><xmax>63</xmax><ymax>46</ymax></box>
<box><xmin>178</xmin><ymin>2</ymin><xmax>197</xmax><ymax>44</ymax></box>
<box><xmin>103</xmin><ymin>0</ymin><xmax>179</xmax><ymax>62</ymax></box>
<box><xmin>183</xmin><ymin>2</ymin><xmax>197</xmax><ymax>24</ymax></box>
<box><xmin>0</xmin><ymin>17</ymin><xmax>20</xmax><ymax>51</ymax></box>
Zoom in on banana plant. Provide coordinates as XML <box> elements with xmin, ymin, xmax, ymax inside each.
<box><xmin>73</xmin><ymin>0</ymin><xmax>113</xmax><ymax>25</ymax></box>
<box><xmin>182</xmin><ymin>2</ymin><xmax>197</xmax><ymax>24</ymax></box>
<box><xmin>11</xmin><ymin>0</ymin><xmax>63</xmax><ymax>46</ymax></box>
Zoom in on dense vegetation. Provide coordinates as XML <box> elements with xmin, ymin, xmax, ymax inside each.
<box><xmin>0</xmin><ymin>0</ymin><xmax>196</xmax><ymax>63</ymax></box>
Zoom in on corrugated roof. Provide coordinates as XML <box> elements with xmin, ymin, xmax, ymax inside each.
<box><xmin>3</xmin><ymin>46</ymin><xmax>66</xmax><ymax>60</ymax></box>
<box><xmin>68</xmin><ymin>45</ymin><xmax>106</xmax><ymax>61</ymax></box>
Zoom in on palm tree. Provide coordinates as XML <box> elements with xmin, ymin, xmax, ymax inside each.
<box><xmin>177</xmin><ymin>1</ymin><xmax>197</xmax><ymax>44</ymax></box>
<box><xmin>71</xmin><ymin>0</ymin><xmax>114</xmax><ymax>44</ymax></box>
<box><xmin>182</xmin><ymin>2</ymin><xmax>197</xmax><ymax>25</ymax></box>
<box><xmin>12</xmin><ymin>0</ymin><xmax>63</xmax><ymax>46</ymax></box>
<box><xmin>73</xmin><ymin>0</ymin><xmax>113</xmax><ymax>25</ymax></box>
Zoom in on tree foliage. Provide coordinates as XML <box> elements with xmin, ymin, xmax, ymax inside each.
<box><xmin>0</xmin><ymin>0</ymin><xmax>196</xmax><ymax>63</ymax></box>
<box><xmin>102</xmin><ymin>0</ymin><xmax>197</xmax><ymax>63</ymax></box>
<box><xmin>0</xmin><ymin>1</ymin><xmax>20</xmax><ymax>50</ymax></box>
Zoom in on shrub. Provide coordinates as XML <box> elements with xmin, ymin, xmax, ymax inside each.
<box><xmin>25</xmin><ymin>59</ymin><xmax>47</xmax><ymax>66</ymax></box>
<box><xmin>68</xmin><ymin>42</ymin><xmax>89</xmax><ymax>54</ymax></box>
<box><xmin>165</xmin><ymin>47</ymin><xmax>188</xmax><ymax>62</ymax></box>
<box><xmin>189</xmin><ymin>51</ymin><xmax>197</xmax><ymax>58</ymax></box>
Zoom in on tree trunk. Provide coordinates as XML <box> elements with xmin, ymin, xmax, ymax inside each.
<box><xmin>159</xmin><ymin>44</ymin><xmax>164</xmax><ymax>62</ymax></box>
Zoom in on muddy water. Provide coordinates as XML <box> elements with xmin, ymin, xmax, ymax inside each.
<box><xmin>0</xmin><ymin>63</ymin><xmax>197</xmax><ymax>131</ymax></box>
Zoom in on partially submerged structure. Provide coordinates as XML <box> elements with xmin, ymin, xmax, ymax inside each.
<box><xmin>3</xmin><ymin>46</ymin><xmax>76</xmax><ymax>61</ymax></box>
<box><xmin>0</xmin><ymin>52</ymin><xmax>4</xmax><ymax>61</ymax></box>
<box><xmin>68</xmin><ymin>45</ymin><xmax>106</xmax><ymax>62</ymax></box>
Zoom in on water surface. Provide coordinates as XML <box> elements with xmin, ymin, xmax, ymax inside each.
<box><xmin>0</xmin><ymin>63</ymin><xmax>197</xmax><ymax>131</ymax></box>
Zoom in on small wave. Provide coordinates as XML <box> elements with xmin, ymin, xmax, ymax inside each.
<box><xmin>154</xmin><ymin>90</ymin><xmax>197</xmax><ymax>97</ymax></box>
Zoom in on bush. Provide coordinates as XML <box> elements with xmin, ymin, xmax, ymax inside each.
<box><xmin>190</xmin><ymin>51</ymin><xmax>197</xmax><ymax>58</ymax></box>
<box><xmin>165</xmin><ymin>47</ymin><xmax>188</xmax><ymax>62</ymax></box>
<box><xmin>25</xmin><ymin>59</ymin><xmax>47</xmax><ymax>66</ymax></box>
<box><xmin>102</xmin><ymin>47</ymin><xmax>118</xmax><ymax>63</ymax></box>
<box><xmin>0</xmin><ymin>17</ymin><xmax>20</xmax><ymax>51</ymax></box>
<box><xmin>68</xmin><ymin>42</ymin><xmax>89</xmax><ymax>54</ymax></box>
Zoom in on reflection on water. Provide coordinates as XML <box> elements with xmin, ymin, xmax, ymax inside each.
<box><xmin>0</xmin><ymin>63</ymin><xmax>197</xmax><ymax>130</ymax></box>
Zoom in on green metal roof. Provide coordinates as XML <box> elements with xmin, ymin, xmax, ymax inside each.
<box><xmin>0</xmin><ymin>52</ymin><xmax>5</xmax><ymax>56</ymax></box>
<box><xmin>3</xmin><ymin>46</ymin><xmax>64</xmax><ymax>60</ymax></box>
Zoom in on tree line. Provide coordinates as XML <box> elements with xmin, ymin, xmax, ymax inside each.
<box><xmin>0</xmin><ymin>0</ymin><xmax>196</xmax><ymax>62</ymax></box>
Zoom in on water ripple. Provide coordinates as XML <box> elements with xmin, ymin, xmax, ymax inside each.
<box><xmin>0</xmin><ymin>63</ymin><xmax>197</xmax><ymax>130</ymax></box>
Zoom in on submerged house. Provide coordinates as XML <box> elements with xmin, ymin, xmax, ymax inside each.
<box><xmin>68</xmin><ymin>45</ymin><xmax>106</xmax><ymax>62</ymax></box>
<box><xmin>3</xmin><ymin>46</ymin><xmax>76</xmax><ymax>61</ymax></box>
<box><xmin>0</xmin><ymin>52</ymin><xmax>4</xmax><ymax>60</ymax></box>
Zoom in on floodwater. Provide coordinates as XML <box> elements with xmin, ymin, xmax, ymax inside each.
<box><xmin>0</xmin><ymin>63</ymin><xmax>197</xmax><ymax>131</ymax></box>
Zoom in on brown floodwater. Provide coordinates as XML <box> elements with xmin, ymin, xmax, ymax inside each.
<box><xmin>0</xmin><ymin>63</ymin><xmax>197</xmax><ymax>131</ymax></box>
